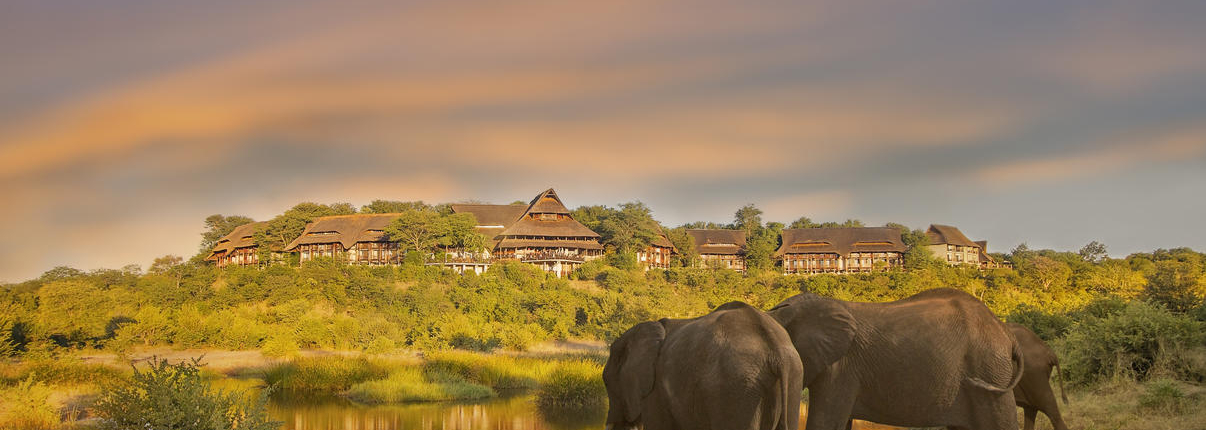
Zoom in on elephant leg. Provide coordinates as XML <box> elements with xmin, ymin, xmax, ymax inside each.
<box><xmin>803</xmin><ymin>385</ymin><xmax>856</xmax><ymax>430</ymax></box>
<box><xmin>1029</xmin><ymin>385</ymin><xmax>1069</xmax><ymax>430</ymax></box>
<box><xmin>1022</xmin><ymin>406</ymin><xmax>1037</xmax><ymax>430</ymax></box>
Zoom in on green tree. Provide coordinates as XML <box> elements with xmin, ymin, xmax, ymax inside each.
<box><xmin>665</xmin><ymin>228</ymin><xmax>698</xmax><ymax>268</ymax></box>
<box><xmin>744</xmin><ymin>222</ymin><xmax>783</xmax><ymax>272</ymax></box>
<box><xmin>1079</xmin><ymin>241</ymin><xmax>1109</xmax><ymax>263</ymax></box>
<box><xmin>436</xmin><ymin>212</ymin><xmax>487</xmax><ymax>253</ymax></box>
<box><xmin>385</xmin><ymin>208</ymin><xmax>441</xmax><ymax>257</ymax></box>
<box><xmin>597</xmin><ymin>202</ymin><xmax>661</xmax><ymax>253</ymax></box>
<box><xmin>360</xmin><ymin>200</ymin><xmax>429</xmax><ymax>214</ymax></box>
<box><xmin>198</xmin><ymin>214</ymin><xmax>255</xmax><ymax>253</ymax></box>
<box><xmin>255</xmin><ymin>202</ymin><xmax>356</xmax><ymax>260</ymax></box>
<box><xmin>731</xmin><ymin>204</ymin><xmax>763</xmax><ymax>235</ymax></box>
<box><xmin>570</xmin><ymin>205</ymin><xmax>614</xmax><ymax>232</ymax></box>
<box><xmin>1145</xmin><ymin>260</ymin><xmax>1206</xmax><ymax>312</ymax></box>
<box><xmin>35</xmin><ymin>280</ymin><xmax>113</xmax><ymax>344</ymax></box>
<box><xmin>789</xmin><ymin>217</ymin><xmax>820</xmax><ymax>229</ymax></box>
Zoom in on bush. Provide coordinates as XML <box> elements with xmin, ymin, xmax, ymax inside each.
<box><xmin>260</xmin><ymin>332</ymin><xmax>299</xmax><ymax>358</ymax></box>
<box><xmin>535</xmin><ymin>360</ymin><xmax>606</xmax><ymax>408</ymax></box>
<box><xmin>92</xmin><ymin>358</ymin><xmax>279</xmax><ymax>430</ymax></box>
<box><xmin>0</xmin><ymin>376</ymin><xmax>59</xmax><ymax>430</ymax></box>
<box><xmin>1007</xmin><ymin>304</ymin><xmax>1074</xmax><ymax>341</ymax></box>
<box><xmin>1058</xmin><ymin>301</ymin><xmax>1205</xmax><ymax>385</ymax></box>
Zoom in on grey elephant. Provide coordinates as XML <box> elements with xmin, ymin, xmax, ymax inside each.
<box><xmin>1008</xmin><ymin>323</ymin><xmax>1069</xmax><ymax>430</ymax></box>
<box><xmin>603</xmin><ymin>301</ymin><xmax>803</xmax><ymax>430</ymax></box>
<box><xmin>768</xmin><ymin>288</ymin><xmax>1023</xmax><ymax>430</ymax></box>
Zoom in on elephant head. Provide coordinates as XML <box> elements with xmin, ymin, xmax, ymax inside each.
<box><xmin>603</xmin><ymin>321</ymin><xmax>667</xmax><ymax>429</ymax></box>
<box><xmin>768</xmin><ymin>293</ymin><xmax>857</xmax><ymax>386</ymax></box>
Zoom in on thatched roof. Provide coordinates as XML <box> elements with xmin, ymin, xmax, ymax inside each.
<box><xmin>975</xmin><ymin>240</ymin><xmax>995</xmax><ymax>263</ymax></box>
<box><xmin>526</xmin><ymin>188</ymin><xmax>572</xmax><ymax>214</ymax></box>
<box><xmin>284</xmin><ymin>213</ymin><xmax>401</xmax><ymax>251</ymax></box>
<box><xmin>926</xmin><ymin>224</ymin><xmax>979</xmax><ymax>247</ymax></box>
<box><xmin>650</xmin><ymin>228</ymin><xmax>676</xmax><ymax>251</ymax></box>
<box><xmin>776</xmin><ymin>227</ymin><xmax>905</xmax><ymax>257</ymax></box>
<box><xmin>686</xmin><ymin>229</ymin><xmax>746</xmax><ymax>255</ymax></box>
<box><xmin>496</xmin><ymin>189</ymin><xmax>601</xmax><ymax>246</ymax></box>
<box><xmin>450</xmin><ymin>204</ymin><xmax>527</xmax><ymax>228</ymax></box>
<box><xmin>451</xmin><ymin>189</ymin><xmax>602</xmax><ymax>251</ymax></box>
<box><xmin>206</xmin><ymin>221</ymin><xmax>266</xmax><ymax>260</ymax></box>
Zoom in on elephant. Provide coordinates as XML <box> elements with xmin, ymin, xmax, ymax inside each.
<box><xmin>603</xmin><ymin>301</ymin><xmax>804</xmax><ymax>430</ymax></box>
<box><xmin>767</xmin><ymin>288</ymin><xmax>1023</xmax><ymax>430</ymax></box>
<box><xmin>1008</xmin><ymin>322</ymin><xmax>1069</xmax><ymax>430</ymax></box>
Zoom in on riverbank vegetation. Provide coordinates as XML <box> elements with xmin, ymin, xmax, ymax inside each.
<box><xmin>2</xmin><ymin>204</ymin><xmax>1204</xmax><ymax>428</ymax></box>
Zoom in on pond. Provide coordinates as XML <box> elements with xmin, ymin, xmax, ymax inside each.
<box><xmin>267</xmin><ymin>390</ymin><xmax>605</xmax><ymax>430</ymax></box>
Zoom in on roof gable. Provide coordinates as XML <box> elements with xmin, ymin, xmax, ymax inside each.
<box><xmin>284</xmin><ymin>213</ymin><xmax>402</xmax><ymax>251</ymax></box>
<box><xmin>496</xmin><ymin>188</ymin><xmax>601</xmax><ymax>243</ymax></box>
<box><xmin>926</xmin><ymin>224</ymin><xmax>979</xmax><ymax>247</ymax></box>
<box><xmin>686</xmin><ymin>229</ymin><xmax>747</xmax><ymax>255</ymax></box>
<box><xmin>206</xmin><ymin>221</ymin><xmax>266</xmax><ymax>260</ymax></box>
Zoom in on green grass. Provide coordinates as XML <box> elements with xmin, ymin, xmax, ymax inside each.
<box><xmin>535</xmin><ymin>360</ymin><xmax>606</xmax><ymax>408</ymax></box>
<box><xmin>346</xmin><ymin>367</ymin><xmax>495</xmax><ymax>403</ymax></box>
<box><xmin>262</xmin><ymin>356</ymin><xmax>395</xmax><ymax>393</ymax></box>
<box><xmin>0</xmin><ymin>359</ymin><xmax>125</xmax><ymax>388</ymax></box>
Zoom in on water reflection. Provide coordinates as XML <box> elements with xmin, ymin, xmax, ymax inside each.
<box><xmin>268</xmin><ymin>390</ymin><xmax>604</xmax><ymax>430</ymax></box>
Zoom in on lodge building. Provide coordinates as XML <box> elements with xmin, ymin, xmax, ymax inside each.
<box><xmin>686</xmin><ymin>229</ymin><xmax>747</xmax><ymax>272</ymax></box>
<box><xmin>637</xmin><ymin>230</ymin><xmax>677</xmax><ymax>269</ymax></box>
<box><xmin>925</xmin><ymin>224</ymin><xmax>985</xmax><ymax>267</ymax></box>
<box><xmin>204</xmin><ymin>189</ymin><xmax>999</xmax><ymax>275</ymax></box>
<box><xmin>777</xmin><ymin>227</ymin><xmax>906</xmax><ymax>274</ymax></box>
<box><xmin>284</xmin><ymin>214</ymin><xmax>403</xmax><ymax>265</ymax></box>
<box><xmin>206</xmin><ymin>222</ymin><xmax>268</xmax><ymax>268</ymax></box>
<box><xmin>452</xmin><ymin>188</ymin><xmax>604</xmax><ymax>277</ymax></box>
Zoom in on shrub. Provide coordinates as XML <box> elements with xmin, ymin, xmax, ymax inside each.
<box><xmin>0</xmin><ymin>376</ymin><xmax>59</xmax><ymax>430</ymax></box>
<box><xmin>535</xmin><ymin>360</ymin><xmax>606</xmax><ymax>408</ymax></box>
<box><xmin>1007</xmin><ymin>304</ymin><xmax>1074</xmax><ymax>341</ymax></box>
<box><xmin>92</xmin><ymin>358</ymin><xmax>279</xmax><ymax>430</ymax></box>
<box><xmin>1058</xmin><ymin>301</ymin><xmax>1205</xmax><ymax>385</ymax></box>
<box><xmin>260</xmin><ymin>332</ymin><xmax>300</xmax><ymax>358</ymax></box>
<box><xmin>364</xmin><ymin>337</ymin><xmax>396</xmax><ymax>355</ymax></box>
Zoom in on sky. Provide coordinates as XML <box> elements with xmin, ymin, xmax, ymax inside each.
<box><xmin>1</xmin><ymin>0</ymin><xmax>1205</xmax><ymax>282</ymax></box>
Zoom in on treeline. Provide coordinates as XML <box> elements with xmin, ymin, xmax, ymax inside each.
<box><xmin>2</xmin><ymin>242</ymin><xmax>1204</xmax><ymax>366</ymax></box>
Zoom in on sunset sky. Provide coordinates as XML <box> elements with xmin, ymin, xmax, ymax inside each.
<box><xmin>2</xmin><ymin>0</ymin><xmax>1204</xmax><ymax>282</ymax></box>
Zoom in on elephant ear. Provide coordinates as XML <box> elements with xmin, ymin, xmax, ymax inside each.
<box><xmin>605</xmin><ymin>321</ymin><xmax>666</xmax><ymax>423</ymax></box>
<box><xmin>771</xmin><ymin>295</ymin><xmax>855</xmax><ymax>386</ymax></box>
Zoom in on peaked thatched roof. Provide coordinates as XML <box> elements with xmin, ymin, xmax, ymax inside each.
<box><xmin>686</xmin><ymin>229</ymin><xmax>746</xmax><ymax>255</ymax></box>
<box><xmin>497</xmin><ymin>188</ymin><xmax>600</xmax><ymax>241</ymax></box>
<box><xmin>926</xmin><ymin>224</ymin><xmax>979</xmax><ymax>248</ymax></box>
<box><xmin>284</xmin><ymin>213</ymin><xmax>401</xmax><ymax>251</ymax></box>
<box><xmin>525</xmin><ymin>188</ymin><xmax>571</xmax><ymax>214</ymax></box>
<box><xmin>650</xmin><ymin>228</ymin><xmax>676</xmax><ymax>251</ymax></box>
<box><xmin>776</xmin><ymin>227</ymin><xmax>905</xmax><ymax>257</ymax></box>
<box><xmin>206</xmin><ymin>221</ymin><xmax>266</xmax><ymax>260</ymax></box>
<box><xmin>975</xmin><ymin>240</ymin><xmax>995</xmax><ymax>263</ymax></box>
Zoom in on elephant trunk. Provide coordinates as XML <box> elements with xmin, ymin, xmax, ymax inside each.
<box><xmin>967</xmin><ymin>334</ymin><xmax>1025</xmax><ymax>393</ymax></box>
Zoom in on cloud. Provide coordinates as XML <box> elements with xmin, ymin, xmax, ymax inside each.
<box><xmin>759</xmin><ymin>190</ymin><xmax>855</xmax><ymax>223</ymax></box>
<box><xmin>974</xmin><ymin>124</ymin><xmax>1206</xmax><ymax>186</ymax></box>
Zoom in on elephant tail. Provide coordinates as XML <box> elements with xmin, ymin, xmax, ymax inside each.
<box><xmin>967</xmin><ymin>335</ymin><xmax>1025</xmax><ymax>393</ymax></box>
<box><xmin>777</xmin><ymin>350</ymin><xmax>801</xmax><ymax>430</ymax></box>
<box><xmin>1054</xmin><ymin>358</ymin><xmax>1068</xmax><ymax>404</ymax></box>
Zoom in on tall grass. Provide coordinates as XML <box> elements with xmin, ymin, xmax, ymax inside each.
<box><xmin>262</xmin><ymin>356</ymin><xmax>395</xmax><ymax>393</ymax></box>
<box><xmin>0</xmin><ymin>376</ymin><xmax>60</xmax><ymax>430</ymax></box>
<box><xmin>535</xmin><ymin>360</ymin><xmax>606</xmax><ymax>408</ymax></box>
<box><xmin>346</xmin><ymin>367</ymin><xmax>494</xmax><ymax>404</ymax></box>
<box><xmin>0</xmin><ymin>359</ymin><xmax>124</xmax><ymax>387</ymax></box>
<box><xmin>423</xmin><ymin>350</ymin><xmax>556</xmax><ymax>389</ymax></box>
